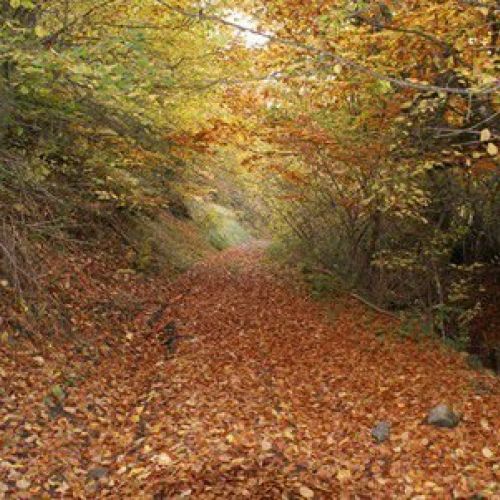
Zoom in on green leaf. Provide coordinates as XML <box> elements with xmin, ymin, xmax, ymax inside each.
<box><xmin>51</xmin><ymin>385</ymin><xmax>65</xmax><ymax>401</ymax></box>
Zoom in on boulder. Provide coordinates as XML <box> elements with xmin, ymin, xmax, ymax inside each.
<box><xmin>427</xmin><ymin>404</ymin><xmax>460</xmax><ymax>428</ymax></box>
<box><xmin>371</xmin><ymin>421</ymin><xmax>391</xmax><ymax>443</ymax></box>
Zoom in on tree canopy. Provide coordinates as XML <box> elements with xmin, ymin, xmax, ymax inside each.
<box><xmin>1</xmin><ymin>0</ymin><xmax>499</xmax><ymax>351</ymax></box>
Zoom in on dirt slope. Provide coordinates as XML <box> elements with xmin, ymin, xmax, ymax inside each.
<box><xmin>1</xmin><ymin>243</ymin><xmax>498</xmax><ymax>498</ymax></box>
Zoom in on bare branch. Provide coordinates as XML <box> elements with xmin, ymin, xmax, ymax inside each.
<box><xmin>156</xmin><ymin>0</ymin><xmax>499</xmax><ymax>96</ymax></box>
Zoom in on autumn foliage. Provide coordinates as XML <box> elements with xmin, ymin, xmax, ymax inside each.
<box><xmin>214</xmin><ymin>0</ymin><xmax>499</xmax><ymax>360</ymax></box>
<box><xmin>0</xmin><ymin>0</ymin><xmax>499</xmax><ymax>497</ymax></box>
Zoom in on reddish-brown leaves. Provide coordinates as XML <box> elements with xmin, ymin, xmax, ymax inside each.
<box><xmin>1</xmin><ymin>244</ymin><xmax>498</xmax><ymax>498</ymax></box>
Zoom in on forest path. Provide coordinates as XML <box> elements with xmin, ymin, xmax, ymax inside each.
<box><xmin>3</xmin><ymin>243</ymin><xmax>499</xmax><ymax>498</ymax></box>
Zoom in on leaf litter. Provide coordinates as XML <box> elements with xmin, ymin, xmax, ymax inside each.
<box><xmin>0</xmin><ymin>244</ymin><xmax>498</xmax><ymax>498</ymax></box>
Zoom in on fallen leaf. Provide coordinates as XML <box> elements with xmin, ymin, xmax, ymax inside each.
<box><xmin>33</xmin><ymin>356</ymin><xmax>45</xmax><ymax>366</ymax></box>
<box><xmin>480</xmin><ymin>419</ymin><xmax>490</xmax><ymax>431</ymax></box>
<box><xmin>261</xmin><ymin>439</ymin><xmax>273</xmax><ymax>451</ymax></box>
<box><xmin>337</xmin><ymin>469</ymin><xmax>352</xmax><ymax>482</ymax></box>
<box><xmin>16</xmin><ymin>478</ymin><xmax>30</xmax><ymax>490</ymax></box>
<box><xmin>156</xmin><ymin>453</ymin><xmax>173</xmax><ymax>466</ymax></box>
<box><xmin>51</xmin><ymin>385</ymin><xmax>65</xmax><ymax>401</ymax></box>
<box><xmin>129</xmin><ymin>467</ymin><xmax>146</xmax><ymax>477</ymax></box>
<box><xmin>299</xmin><ymin>485</ymin><xmax>315</xmax><ymax>498</ymax></box>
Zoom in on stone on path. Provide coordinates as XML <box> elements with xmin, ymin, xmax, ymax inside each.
<box><xmin>371</xmin><ymin>421</ymin><xmax>391</xmax><ymax>443</ymax></box>
<box><xmin>427</xmin><ymin>404</ymin><xmax>460</xmax><ymax>428</ymax></box>
<box><xmin>87</xmin><ymin>467</ymin><xmax>109</xmax><ymax>481</ymax></box>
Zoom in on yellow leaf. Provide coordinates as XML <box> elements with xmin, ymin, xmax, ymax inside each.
<box><xmin>487</xmin><ymin>143</ymin><xmax>498</xmax><ymax>156</ymax></box>
<box><xmin>129</xmin><ymin>467</ymin><xmax>145</xmax><ymax>477</ymax></box>
<box><xmin>482</xmin><ymin>447</ymin><xmax>494</xmax><ymax>459</ymax></box>
<box><xmin>34</xmin><ymin>26</ymin><xmax>48</xmax><ymax>38</ymax></box>
<box><xmin>480</xmin><ymin>129</ymin><xmax>491</xmax><ymax>142</ymax></box>
<box><xmin>337</xmin><ymin>469</ymin><xmax>352</xmax><ymax>482</ymax></box>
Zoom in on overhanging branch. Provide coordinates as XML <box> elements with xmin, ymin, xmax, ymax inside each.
<box><xmin>155</xmin><ymin>0</ymin><xmax>499</xmax><ymax>96</ymax></box>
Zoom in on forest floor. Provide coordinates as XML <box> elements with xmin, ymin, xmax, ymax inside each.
<box><xmin>1</xmin><ymin>243</ymin><xmax>499</xmax><ymax>499</ymax></box>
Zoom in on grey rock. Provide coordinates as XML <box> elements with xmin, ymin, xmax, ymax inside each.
<box><xmin>427</xmin><ymin>404</ymin><xmax>460</xmax><ymax>428</ymax></box>
<box><xmin>371</xmin><ymin>421</ymin><xmax>391</xmax><ymax>443</ymax></box>
<box><xmin>87</xmin><ymin>467</ymin><xmax>109</xmax><ymax>481</ymax></box>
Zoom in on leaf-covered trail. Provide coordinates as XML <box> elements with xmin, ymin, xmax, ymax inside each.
<box><xmin>3</xmin><ymin>244</ymin><xmax>499</xmax><ymax>498</ymax></box>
